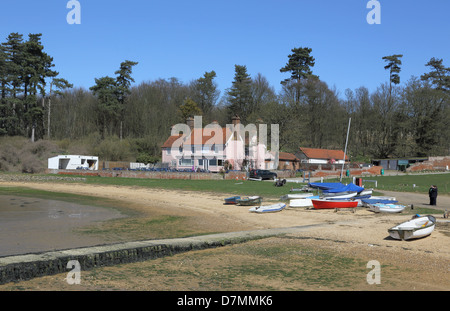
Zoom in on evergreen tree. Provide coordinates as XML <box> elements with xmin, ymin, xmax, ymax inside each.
<box><xmin>190</xmin><ymin>70</ymin><xmax>220</xmax><ymax>122</ymax></box>
<box><xmin>225</xmin><ymin>65</ymin><xmax>253</xmax><ymax>122</ymax></box>
<box><xmin>90</xmin><ymin>76</ymin><xmax>121</xmax><ymax>138</ymax></box>
<box><xmin>421</xmin><ymin>57</ymin><xmax>450</xmax><ymax>93</ymax></box>
<box><xmin>178</xmin><ymin>97</ymin><xmax>202</xmax><ymax>121</ymax></box>
<box><xmin>382</xmin><ymin>54</ymin><xmax>403</xmax><ymax>91</ymax></box>
<box><xmin>114</xmin><ymin>60</ymin><xmax>138</xmax><ymax>139</ymax></box>
<box><xmin>47</xmin><ymin>78</ymin><xmax>73</xmax><ymax>139</ymax></box>
<box><xmin>280</xmin><ymin>47</ymin><xmax>317</xmax><ymax>106</ymax></box>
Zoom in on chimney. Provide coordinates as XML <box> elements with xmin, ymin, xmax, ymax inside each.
<box><xmin>231</xmin><ymin>115</ymin><xmax>240</xmax><ymax>141</ymax></box>
<box><xmin>232</xmin><ymin>115</ymin><xmax>240</xmax><ymax>126</ymax></box>
<box><xmin>186</xmin><ymin>117</ymin><xmax>194</xmax><ymax>130</ymax></box>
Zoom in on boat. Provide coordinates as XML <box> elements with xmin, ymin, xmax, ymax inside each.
<box><xmin>309</xmin><ymin>182</ymin><xmax>346</xmax><ymax>191</ymax></box>
<box><xmin>388</xmin><ymin>215</ymin><xmax>436</xmax><ymax>240</ymax></box>
<box><xmin>369</xmin><ymin>196</ymin><xmax>397</xmax><ymax>201</ymax></box>
<box><xmin>224</xmin><ymin>196</ymin><xmax>241</xmax><ymax>204</ymax></box>
<box><xmin>281</xmin><ymin>193</ymin><xmax>314</xmax><ymax>200</ymax></box>
<box><xmin>368</xmin><ymin>203</ymin><xmax>406</xmax><ymax>213</ymax></box>
<box><xmin>249</xmin><ymin>203</ymin><xmax>286</xmax><ymax>213</ymax></box>
<box><xmin>237</xmin><ymin>196</ymin><xmax>262</xmax><ymax>206</ymax></box>
<box><xmin>323</xmin><ymin>192</ymin><xmax>358</xmax><ymax>200</ymax></box>
<box><xmin>289</xmin><ymin>196</ymin><xmax>320</xmax><ymax>207</ymax></box>
<box><xmin>312</xmin><ymin>199</ymin><xmax>358</xmax><ymax>209</ymax></box>
<box><xmin>290</xmin><ymin>185</ymin><xmax>314</xmax><ymax>192</ymax></box>
<box><xmin>361</xmin><ymin>198</ymin><xmax>398</xmax><ymax>208</ymax></box>
<box><xmin>354</xmin><ymin>189</ymin><xmax>373</xmax><ymax>199</ymax></box>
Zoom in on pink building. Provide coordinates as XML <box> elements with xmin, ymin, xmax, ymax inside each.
<box><xmin>161</xmin><ymin>116</ymin><xmax>269</xmax><ymax>172</ymax></box>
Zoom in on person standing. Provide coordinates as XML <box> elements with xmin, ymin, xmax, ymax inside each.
<box><xmin>429</xmin><ymin>185</ymin><xmax>438</xmax><ymax>206</ymax></box>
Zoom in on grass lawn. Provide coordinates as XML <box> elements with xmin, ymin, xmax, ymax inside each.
<box><xmin>334</xmin><ymin>172</ymin><xmax>450</xmax><ymax>195</ymax></box>
<box><xmin>69</xmin><ymin>171</ymin><xmax>450</xmax><ymax>198</ymax></box>
<box><xmin>1</xmin><ymin>171</ymin><xmax>449</xmax><ymax>199</ymax></box>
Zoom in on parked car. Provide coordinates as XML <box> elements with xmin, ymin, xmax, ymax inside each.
<box><xmin>249</xmin><ymin>169</ymin><xmax>277</xmax><ymax>180</ymax></box>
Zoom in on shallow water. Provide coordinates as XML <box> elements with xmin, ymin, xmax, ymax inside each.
<box><xmin>0</xmin><ymin>195</ymin><xmax>124</xmax><ymax>257</ymax></box>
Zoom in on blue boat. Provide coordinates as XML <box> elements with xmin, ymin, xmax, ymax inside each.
<box><xmin>224</xmin><ymin>196</ymin><xmax>241</xmax><ymax>204</ymax></box>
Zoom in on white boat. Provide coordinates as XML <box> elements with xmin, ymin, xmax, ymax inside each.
<box><xmin>370</xmin><ymin>196</ymin><xmax>397</xmax><ymax>201</ymax></box>
<box><xmin>249</xmin><ymin>203</ymin><xmax>286</xmax><ymax>213</ymax></box>
<box><xmin>368</xmin><ymin>203</ymin><xmax>406</xmax><ymax>213</ymax></box>
<box><xmin>289</xmin><ymin>196</ymin><xmax>320</xmax><ymax>207</ymax></box>
<box><xmin>358</xmin><ymin>189</ymin><xmax>373</xmax><ymax>196</ymax></box>
<box><xmin>323</xmin><ymin>192</ymin><xmax>358</xmax><ymax>200</ymax></box>
<box><xmin>388</xmin><ymin>215</ymin><xmax>436</xmax><ymax>240</ymax></box>
<box><xmin>281</xmin><ymin>193</ymin><xmax>314</xmax><ymax>200</ymax></box>
<box><xmin>361</xmin><ymin>197</ymin><xmax>398</xmax><ymax>208</ymax></box>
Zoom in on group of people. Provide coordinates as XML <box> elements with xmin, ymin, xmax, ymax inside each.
<box><xmin>429</xmin><ymin>185</ymin><xmax>438</xmax><ymax>206</ymax></box>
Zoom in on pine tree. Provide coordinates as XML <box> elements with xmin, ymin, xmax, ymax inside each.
<box><xmin>226</xmin><ymin>65</ymin><xmax>253</xmax><ymax>122</ymax></box>
<box><xmin>421</xmin><ymin>57</ymin><xmax>450</xmax><ymax>93</ymax></box>
<box><xmin>90</xmin><ymin>76</ymin><xmax>121</xmax><ymax>138</ymax></box>
<box><xmin>190</xmin><ymin>71</ymin><xmax>220</xmax><ymax>121</ymax></box>
<box><xmin>280</xmin><ymin>47</ymin><xmax>317</xmax><ymax>107</ymax></box>
<box><xmin>114</xmin><ymin>60</ymin><xmax>138</xmax><ymax>139</ymax></box>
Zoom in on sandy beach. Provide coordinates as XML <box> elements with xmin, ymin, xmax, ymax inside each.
<box><xmin>0</xmin><ymin>180</ymin><xmax>449</xmax><ymax>291</ymax></box>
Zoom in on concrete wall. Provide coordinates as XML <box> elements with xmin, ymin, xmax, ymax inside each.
<box><xmin>0</xmin><ymin>232</ymin><xmax>265</xmax><ymax>284</ymax></box>
<box><xmin>0</xmin><ymin>227</ymin><xmax>307</xmax><ymax>285</ymax></box>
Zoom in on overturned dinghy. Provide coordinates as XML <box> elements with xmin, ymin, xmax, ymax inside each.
<box><xmin>237</xmin><ymin>196</ymin><xmax>262</xmax><ymax>206</ymax></box>
<box><xmin>224</xmin><ymin>196</ymin><xmax>241</xmax><ymax>205</ymax></box>
<box><xmin>368</xmin><ymin>203</ymin><xmax>406</xmax><ymax>213</ymax></box>
<box><xmin>388</xmin><ymin>215</ymin><xmax>436</xmax><ymax>240</ymax></box>
<box><xmin>281</xmin><ymin>193</ymin><xmax>314</xmax><ymax>200</ymax></box>
<box><xmin>290</xmin><ymin>196</ymin><xmax>320</xmax><ymax>207</ymax></box>
<box><xmin>249</xmin><ymin>203</ymin><xmax>286</xmax><ymax>213</ymax></box>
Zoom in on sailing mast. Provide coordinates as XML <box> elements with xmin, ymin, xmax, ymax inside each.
<box><xmin>340</xmin><ymin>118</ymin><xmax>351</xmax><ymax>182</ymax></box>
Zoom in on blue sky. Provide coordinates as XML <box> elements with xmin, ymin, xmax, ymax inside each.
<box><xmin>1</xmin><ymin>0</ymin><xmax>449</xmax><ymax>99</ymax></box>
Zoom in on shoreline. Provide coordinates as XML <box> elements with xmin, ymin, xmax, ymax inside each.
<box><xmin>0</xmin><ymin>180</ymin><xmax>449</xmax><ymax>290</ymax></box>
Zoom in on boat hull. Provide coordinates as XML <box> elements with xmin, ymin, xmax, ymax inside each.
<box><xmin>362</xmin><ymin>198</ymin><xmax>398</xmax><ymax>208</ymax></box>
<box><xmin>322</xmin><ymin>192</ymin><xmax>358</xmax><ymax>199</ymax></box>
<box><xmin>237</xmin><ymin>196</ymin><xmax>262</xmax><ymax>206</ymax></box>
<box><xmin>289</xmin><ymin>196</ymin><xmax>320</xmax><ymax>207</ymax></box>
<box><xmin>249</xmin><ymin>203</ymin><xmax>286</xmax><ymax>213</ymax></box>
<box><xmin>388</xmin><ymin>215</ymin><xmax>436</xmax><ymax>240</ymax></box>
<box><xmin>224</xmin><ymin>196</ymin><xmax>240</xmax><ymax>204</ymax></box>
<box><xmin>369</xmin><ymin>203</ymin><xmax>405</xmax><ymax>213</ymax></box>
<box><xmin>312</xmin><ymin>199</ymin><xmax>358</xmax><ymax>209</ymax></box>
<box><xmin>281</xmin><ymin>193</ymin><xmax>314</xmax><ymax>200</ymax></box>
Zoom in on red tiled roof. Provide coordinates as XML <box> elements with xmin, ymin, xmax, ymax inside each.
<box><xmin>299</xmin><ymin>147</ymin><xmax>348</xmax><ymax>161</ymax></box>
<box><xmin>279</xmin><ymin>152</ymin><xmax>299</xmax><ymax>161</ymax></box>
<box><xmin>161</xmin><ymin>127</ymin><xmax>234</xmax><ymax>148</ymax></box>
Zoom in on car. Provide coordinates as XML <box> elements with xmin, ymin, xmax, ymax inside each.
<box><xmin>249</xmin><ymin>169</ymin><xmax>277</xmax><ymax>180</ymax></box>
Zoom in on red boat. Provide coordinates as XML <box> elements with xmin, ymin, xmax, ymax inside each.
<box><xmin>312</xmin><ymin>199</ymin><xmax>358</xmax><ymax>209</ymax></box>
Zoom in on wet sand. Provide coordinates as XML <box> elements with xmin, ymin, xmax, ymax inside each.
<box><xmin>0</xmin><ymin>194</ymin><xmax>124</xmax><ymax>257</ymax></box>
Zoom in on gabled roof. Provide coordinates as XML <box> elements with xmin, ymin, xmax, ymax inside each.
<box><xmin>299</xmin><ymin>147</ymin><xmax>348</xmax><ymax>161</ymax></box>
<box><xmin>279</xmin><ymin>152</ymin><xmax>299</xmax><ymax>161</ymax></box>
<box><xmin>162</xmin><ymin>127</ymin><xmax>236</xmax><ymax>148</ymax></box>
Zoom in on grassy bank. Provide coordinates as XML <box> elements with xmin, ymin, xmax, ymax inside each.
<box><xmin>2</xmin><ymin>171</ymin><xmax>450</xmax><ymax>198</ymax></box>
<box><xmin>319</xmin><ymin>172</ymin><xmax>450</xmax><ymax>195</ymax></box>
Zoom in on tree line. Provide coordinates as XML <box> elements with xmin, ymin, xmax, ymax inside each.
<box><xmin>1</xmin><ymin>32</ymin><xmax>449</xmax><ymax>162</ymax></box>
